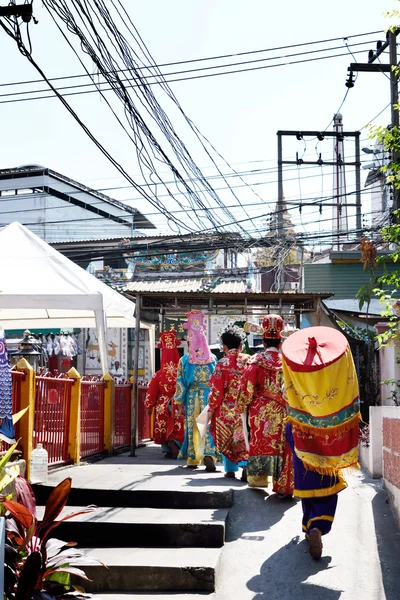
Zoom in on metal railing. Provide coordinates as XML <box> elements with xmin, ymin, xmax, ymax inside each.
<box><xmin>114</xmin><ymin>383</ymin><xmax>132</xmax><ymax>450</ymax></box>
<box><xmin>137</xmin><ymin>383</ymin><xmax>151</xmax><ymax>443</ymax></box>
<box><xmin>35</xmin><ymin>372</ymin><xmax>74</xmax><ymax>465</ymax></box>
<box><xmin>0</xmin><ymin>369</ymin><xmax>26</xmax><ymax>453</ymax></box>
<box><xmin>11</xmin><ymin>369</ymin><xmax>24</xmax><ymax>443</ymax></box>
<box><xmin>80</xmin><ymin>376</ymin><xmax>105</xmax><ymax>458</ymax></box>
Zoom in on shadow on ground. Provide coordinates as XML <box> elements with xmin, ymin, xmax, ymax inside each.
<box><xmin>247</xmin><ymin>540</ymin><xmax>342</xmax><ymax>600</ymax></box>
<box><xmin>224</xmin><ymin>486</ymin><xmax>297</xmax><ymax>542</ymax></box>
<box><xmin>359</xmin><ymin>469</ymin><xmax>400</xmax><ymax>600</ymax></box>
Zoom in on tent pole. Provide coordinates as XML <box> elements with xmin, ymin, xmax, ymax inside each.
<box><xmin>94</xmin><ymin>304</ymin><xmax>108</xmax><ymax>376</ymax></box>
<box><xmin>130</xmin><ymin>294</ymin><xmax>141</xmax><ymax>456</ymax></box>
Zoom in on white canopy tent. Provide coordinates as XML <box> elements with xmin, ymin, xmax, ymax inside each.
<box><xmin>0</xmin><ymin>222</ymin><xmax>152</xmax><ymax>374</ymax></box>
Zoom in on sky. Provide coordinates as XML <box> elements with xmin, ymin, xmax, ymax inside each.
<box><xmin>0</xmin><ymin>0</ymin><xmax>395</xmax><ymax>248</ymax></box>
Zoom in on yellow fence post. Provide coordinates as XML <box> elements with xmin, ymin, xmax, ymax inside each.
<box><xmin>67</xmin><ymin>367</ymin><xmax>81</xmax><ymax>465</ymax></box>
<box><xmin>15</xmin><ymin>358</ymin><xmax>35</xmax><ymax>481</ymax></box>
<box><xmin>102</xmin><ymin>373</ymin><xmax>114</xmax><ymax>454</ymax></box>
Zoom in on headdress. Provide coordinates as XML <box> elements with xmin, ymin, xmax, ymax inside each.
<box><xmin>183</xmin><ymin>310</ymin><xmax>213</xmax><ymax>364</ymax></box>
<box><xmin>261</xmin><ymin>314</ymin><xmax>284</xmax><ymax>339</ymax></box>
<box><xmin>280</xmin><ymin>326</ymin><xmax>299</xmax><ymax>339</ymax></box>
<box><xmin>158</xmin><ymin>329</ymin><xmax>180</xmax><ymax>368</ymax></box>
<box><xmin>217</xmin><ymin>322</ymin><xmax>247</xmax><ymax>351</ymax></box>
<box><xmin>281</xmin><ymin>326</ymin><xmax>360</xmax><ymax>477</ymax></box>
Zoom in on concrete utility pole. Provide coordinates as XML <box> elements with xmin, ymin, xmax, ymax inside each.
<box><xmin>347</xmin><ymin>29</ymin><xmax>400</xmax><ymax>211</ymax></box>
<box><xmin>277</xmin><ymin>129</ymin><xmax>361</xmax><ymax>258</ymax></box>
<box><xmin>333</xmin><ymin>113</ymin><xmax>348</xmax><ymax>250</ymax></box>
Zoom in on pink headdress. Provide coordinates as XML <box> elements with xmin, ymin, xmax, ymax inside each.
<box><xmin>183</xmin><ymin>310</ymin><xmax>213</xmax><ymax>364</ymax></box>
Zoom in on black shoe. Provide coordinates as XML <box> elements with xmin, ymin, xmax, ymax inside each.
<box><xmin>204</xmin><ymin>456</ymin><xmax>216</xmax><ymax>472</ymax></box>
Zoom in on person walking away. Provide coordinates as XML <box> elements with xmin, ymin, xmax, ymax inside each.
<box><xmin>208</xmin><ymin>324</ymin><xmax>249</xmax><ymax>480</ymax></box>
<box><xmin>281</xmin><ymin>326</ymin><xmax>360</xmax><ymax>559</ymax></box>
<box><xmin>238</xmin><ymin>314</ymin><xmax>294</xmax><ymax>495</ymax></box>
<box><xmin>174</xmin><ymin>310</ymin><xmax>218</xmax><ymax>471</ymax></box>
<box><xmin>145</xmin><ymin>330</ymin><xmax>184</xmax><ymax>459</ymax></box>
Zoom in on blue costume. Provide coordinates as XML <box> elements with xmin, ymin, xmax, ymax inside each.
<box><xmin>174</xmin><ymin>354</ymin><xmax>218</xmax><ymax>466</ymax></box>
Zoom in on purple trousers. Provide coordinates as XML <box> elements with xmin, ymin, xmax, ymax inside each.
<box><xmin>286</xmin><ymin>423</ymin><xmax>339</xmax><ymax>536</ymax></box>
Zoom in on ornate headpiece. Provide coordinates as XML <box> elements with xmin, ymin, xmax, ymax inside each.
<box><xmin>217</xmin><ymin>322</ymin><xmax>247</xmax><ymax>351</ymax></box>
<box><xmin>280</xmin><ymin>327</ymin><xmax>300</xmax><ymax>339</ymax></box>
<box><xmin>183</xmin><ymin>310</ymin><xmax>213</xmax><ymax>364</ymax></box>
<box><xmin>158</xmin><ymin>329</ymin><xmax>180</xmax><ymax>368</ymax></box>
<box><xmin>261</xmin><ymin>314</ymin><xmax>284</xmax><ymax>339</ymax></box>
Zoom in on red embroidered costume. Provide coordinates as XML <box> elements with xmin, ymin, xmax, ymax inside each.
<box><xmin>145</xmin><ymin>330</ymin><xmax>184</xmax><ymax>452</ymax></box>
<box><xmin>209</xmin><ymin>348</ymin><xmax>249</xmax><ymax>464</ymax></box>
<box><xmin>238</xmin><ymin>315</ymin><xmax>294</xmax><ymax>494</ymax></box>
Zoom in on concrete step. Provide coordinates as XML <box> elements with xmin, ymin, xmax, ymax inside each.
<box><xmin>73</xmin><ymin>547</ymin><xmax>221</xmax><ymax>593</ymax></box>
<box><xmin>37</xmin><ymin>506</ymin><xmax>228</xmax><ymax>548</ymax></box>
<box><xmin>90</xmin><ymin>594</ymin><xmax>213</xmax><ymax>599</ymax></box>
<box><xmin>32</xmin><ymin>483</ymin><xmax>233</xmax><ymax>510</ymax></box>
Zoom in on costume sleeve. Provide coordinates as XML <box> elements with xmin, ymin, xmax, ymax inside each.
<box><xmin>208</xmin><ymin>362</ymin><xmax>225</xmax><ymax>410</ymax></box>
<box><xmin>238</xmin><ymin>363</ymin><xmax>259</xmax><ymax>412</ymax></box>
<box><xmin>174</xmin><ymin>358</ymin><xmax>188</xmax><ymax>406</ymax></box>
<box><xmin>144</xmin><ymin>373</ymin><xmax>159</xmax><ymax>409</ymax></box>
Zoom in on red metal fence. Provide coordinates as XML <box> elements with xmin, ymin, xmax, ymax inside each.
<box><xmin>114</xmin><ymin>383</ymin><xmax>132</xmax><ymax>449</ymax></box>
<box><xmin>137</xmin><ymin>383</ymin><xmax>152</xmax><ymax>443</ymax></box>
<box><xmin>11</xmin><ymin>369</ymin><xmax>24</xmax><ymax>443</ymax></box>
<box><xmin>0</xmin><ymin>369</ymin><xmax>25</xmax><ymax>453</ymax></box>
<box><xmin>8</xmin><ymin>373</ymin><xmax>153</xmax><ymax>464</ymax></box>
<box><xmin>80</xmin><ymin>377</ymin><xmax>105</xmax><ymax>458</ymax></box>
<box><xmin>34</xmin><ymin>373</ymin><xmax>74</xmax><ymax>465</ymax></box>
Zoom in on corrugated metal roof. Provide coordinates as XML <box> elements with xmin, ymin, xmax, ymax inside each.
<box><xmin>125</xmin><ymin>278</ymin><xmax>249</xmax><ymax>294</ymax></box>
<box><xmin>304</xmin><ymin>262</ymin><xmax>399</xmax><ymax>299</ymax></box>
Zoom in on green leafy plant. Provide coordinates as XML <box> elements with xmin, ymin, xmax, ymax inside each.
<box><xmin>3</xmin><ymin>476</ymin><xmax>101</xmax><ymax>600</ymax></box>
<box><xmin>381</xmin><ymin>378</ymin><xmax>400</xmax><ymax>406</ymax></box>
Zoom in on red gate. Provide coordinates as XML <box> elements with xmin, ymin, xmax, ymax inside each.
<box><xmin>0</xmin><ymin>369</ymin><xmax>26</xmax><ymax>453</ymax></box>
<box><xmin>11</xmin><ymin>369</ymin><xmax>24</xmax><ymax>443</ymax></box>
<box><xmin>35</xmin><ymin>373</ymin><xmax>74</xmax><ymax>465</ymax></box>
<box><xmin>114</xmin><ymin>383</ymin><xmax>132</xmax><ymax>449</ymax></box>
<box><xmin>80</xmin><ymin>377</ymin><xmax>105</xmax><ymax>458</ymax></box>
<box><xmin>137</xmin><ymin>383</ymin><xmax>152</xmax><ymax>443</ymax></box>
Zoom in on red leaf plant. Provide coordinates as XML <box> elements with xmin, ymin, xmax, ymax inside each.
<box><xmin>3</xmin><ymin>476</ymin><xmax>102</xmax><ymax>600</ymax></box>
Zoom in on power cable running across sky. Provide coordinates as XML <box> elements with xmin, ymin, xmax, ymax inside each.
<box><xmin>0</xmin><ymin>1</ymin><xmax>389</xmax><ymax>250</ymax></box>
<box><xmin>0</xmin><ymin>0</ymin><xmax>265</xmax><ymax>238</ymax></box>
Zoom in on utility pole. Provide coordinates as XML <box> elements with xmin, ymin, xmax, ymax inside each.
<box><xmin>277</xmin><ymin>133</ymin><xmax>285</xmax><ymax>291</ymax></box>
<box><xmin>277</xmin><ymin>129</ymin><xmax>361</xmax><ymax>255</ymax></box>
<box><xmin>347</xmin><ymin>29</ymin><xmax>400</xmax><ymax>211</ymax></box>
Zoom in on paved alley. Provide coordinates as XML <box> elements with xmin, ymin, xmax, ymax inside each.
<box><xmin>218</xmin><ymin>469</ymin><xmax>400</xmax><ymax>600</ymax></box>
<box><xmin>41</xmin><ymin>446</ymin><xmax>400</xmax><ymax>600</ymax></box>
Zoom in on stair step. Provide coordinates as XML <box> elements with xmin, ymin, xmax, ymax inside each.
<box><xmin>73</xmin><ymin>547</ymin><xmax>221</xmax><ymax>593</ymax></box>
<box><xmin>32</xmin><ymin>484</ymin><xmax>233</xmax><ymax>510</ymax></box>
<box><xmin>90</xmin><ymin>594</ymin><xmax>213</xmax><ymax>599</ymax></box>
<box><xmin>37</xmin><ymin>506</ymin><xmax>228</xmax><ymax>548</ymax></box>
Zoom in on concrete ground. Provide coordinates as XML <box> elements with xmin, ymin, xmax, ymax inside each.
<box><xmin>218</xmin><ymin>469</ymin><xmax>400</xmax><ymax>600</ymax></box>
<box><xmin>46</xmin><ymin>445</ymin><xmax>400</xmax><ymax>599</ymax></box>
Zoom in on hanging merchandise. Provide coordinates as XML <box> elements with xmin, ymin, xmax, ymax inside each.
<box><xmin>53</xmin><ymin>335</ymin><xmax>61</xmax><ymax>356</ymax></box>
<box><xmin>0</xmin><ymin>325</ymin><xmax>15</xmax><ymax>444</ymax></box>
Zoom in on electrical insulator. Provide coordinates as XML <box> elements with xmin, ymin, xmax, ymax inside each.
<box><xmin>345</xmin><ymin>71</ymin><xmax>355</xmax><ymax>88</ymax></box>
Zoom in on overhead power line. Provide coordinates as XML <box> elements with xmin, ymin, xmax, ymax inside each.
<box><xmin>0</xmin><ymin>47</ymin><xmax>380</xmax><ymax>105</ymax></box>
<box><xmin>0</xmin><ymin>29</ymin><xmax>382</xmax><ymax>90</ymax></box>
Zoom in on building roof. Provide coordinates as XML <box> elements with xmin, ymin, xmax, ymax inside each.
<box><xmin>126</xmin><ymin>277</ymin><xmax>248</xmax><ymax>294</ymax></box>
<box><xmin>0</xmin><ymin>165</ymin><xmax>156</xmax><ymax>237</ymax></box>
<box><xmin>124</xmin><ymin>276</ymin><xmax>331</xmax><ymax>317</ymax></box>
